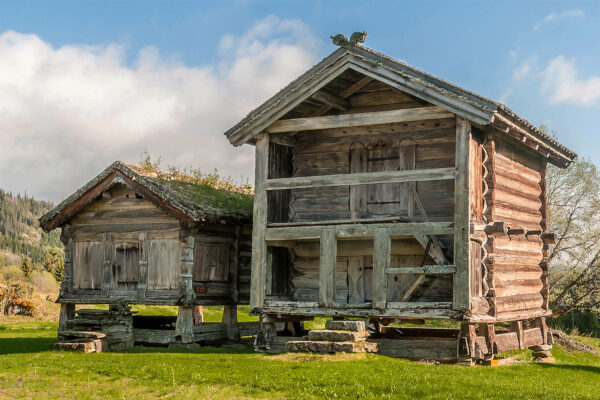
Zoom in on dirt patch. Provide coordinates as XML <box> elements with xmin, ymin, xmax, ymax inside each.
<box><xmin>553</xmin><ymin>330</ymin><xmax>599</xmax><ymax>356</ymax></box>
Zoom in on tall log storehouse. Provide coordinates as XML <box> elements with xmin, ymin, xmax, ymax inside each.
<box><xmin>40</xmin><ymin>162</ymin><xmax>256</xmax><ymax>350</ymax></box>
<box><xmin>223</xmin><ymin>33</ymin><xmax>577</xmax><ymax>362</ymax></box>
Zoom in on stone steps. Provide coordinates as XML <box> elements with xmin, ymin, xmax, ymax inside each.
<box><xmin>287</xmin><ymin>320</ymin><xmax>378</xmax><ymax>354</ymax></box>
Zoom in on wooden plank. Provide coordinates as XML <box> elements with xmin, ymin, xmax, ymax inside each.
<box><xmin>373</xmin><ymin>338</ymin><xmax>458</xmax><ymax>360</ymax></box>
<box><xmin>319</xmin><ymin>228</ymin><xmax>337</xmax><ymax>308</ymax></box>
<box><xmin>265</xmin><ymin>168</ymin><xmax>455</xmax><ymax>190</ymax></box>
<box><xmin>250</xmin><ymin>134</ymin><xmax>269</xmax><ymax>310</ymax></box>
<box><xmin>265</xmin><ymin>221</ymin><xmax>454</xmax><ymax>241</ymax></box>
<box><xmin>453</xmin><ymin>116</ymin><xmax>471</xmax><ymax>310</ymax></box>
<box><xmin>386</xmin><ymin>265</ymin><xmax>456</xmax><ymax>274</ymax></box>
<box><xmin>267</xmin><ymin>106</ymin><xmax>453</xmax><ymax>133</ymax></box>
<box><xmin>350</xmin><ymin>144</ymin><xmax>368</xmax><ymax>220</ymax></box>
<box><xmin>137</xmin><ymin>232</ymin><xmax>148</xmax><ymax>299</ymax></box>
<box><xmin>372</xmin><ymin>228</ymin><xmax>390</xmax><ymax>309</ymax></box>
<box><xmin>101</xmin><ymin>233</ymin><xmax>112</xmax><ymax>297</ymax></box>
<box><xmin>311</xmin><ymin>90</ymin><xmax>350</xmax><ymax>111</ymax></box>
<box><xmin>347</xmin><ymin>256</ymin><xmax>365</xmax><ymax>304</ymax></box>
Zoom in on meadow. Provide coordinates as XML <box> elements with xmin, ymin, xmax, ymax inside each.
<box><xmin>1</xmin><ymin>306</ymin><xmax>599</xmax><ymax>399</ymax></box>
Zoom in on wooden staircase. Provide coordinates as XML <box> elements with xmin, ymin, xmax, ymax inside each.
<box><xmin>287</xmin><ymin>320</ymin><xmax>378</xmax><ymax>354</ymax></box>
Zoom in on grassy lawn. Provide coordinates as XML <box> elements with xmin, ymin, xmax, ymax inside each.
<box><xmin>1</xmin><ymin>310</ymin><xmax>599</xmax><ymax>399</ymax></box>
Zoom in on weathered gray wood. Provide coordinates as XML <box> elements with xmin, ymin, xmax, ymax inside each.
<box><xmin>180</xmin><ymin>234</ymin><xmax>195</xmax><ymax>302</ymax></box>
<box><xmin>251</xmin><ymin>133</ymin><xmax>269</xmax><ymax>310</ymax></box>
<box><xmin>265</xmin><ymin>221</ymin><xmax>454</xmax><ymax>241</ymax></box>
<box><xmin>349</xmin><ymin>144</ymin><xmax>368</xmax><ymax>220</ymax></box>
<box><xmin>312</xmin><ymin>89</ymin><xmax>350</xmax><ymax>111</ymax></box>
<box><xmin>175</xmin><ymin>306</ymin><xmax>194</xmax><ymax>343</ymax></box>
<box><xmin>102</xmin><ymin>233</ymin><xmax>112</xmax><ymax>297</ymax></box>
<box><xmin>386</xmin><ymin>265</ymin><xmax>456</xmax><ymax>274</ymax></box>
<box><xmin>265</xmin><ymin>167</ymin><xmax>455</xmax><ymax>190</ymax></box>
<box><xmin>453</xmin><ymin>116</ymin><xmax>471</xmax><ymax>310</ymax></box>
<box><xmin>348</xmin><ymin>256</ymin><xmax>365</xmax><ymax>304</ymax></box>
<box><xmin>137</xmin><ymin>232</ymin><xmax>148</xmax><ymax>299</ymax></box>
<box><xmin>58</xmin><ymin>303</ymin><xmax>75</xmax><ymax>332</ymax></box>
<box><xmin>133</xmin><ymin>329</ymin><xmax>177</xmax><ymax>345</ymax></box>
<box><xmin>267</xmin><ymin>106</ymin><xmax>453</xmax><ymax>133</ymax></box>
<box><xmin>319</xmin><ymin>228</ymin><xmax>337</xmax><ymax>308</ymax></box>
<box><xmin>373</xmin><ymin>338</ymin><xmax>458</xmax><ymax>360</ymax></box>
<box><xmin>372</xmin><ymin>228</ymin><xmax>390</xmax><ymax>309</ymax></box>
<box><xmin>222</xmin><ymin>305</ymin><xmax>240</xmax><ymax>341</ymax></box>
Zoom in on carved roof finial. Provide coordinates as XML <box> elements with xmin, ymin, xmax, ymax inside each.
<box><xmin>349</xmin><ymin>31</ymin><xmax>367</xmax><ymax>45</ymax></box>
<box><xmin>331</xmin><ymin>31</ymin><xmax>367</xmax><ymax>47</ymax></box>
<box><xmin>330</xmin><ymin>34</ymin><xmax>348</xmax><ymax>46</ymax></box>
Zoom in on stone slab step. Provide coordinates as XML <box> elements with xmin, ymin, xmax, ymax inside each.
<box><xmin>308</xmin><ymin>329</ymin><xmax>368</xmax><ymax>342</ymax></box>
<box><xmin>52</xmin><ymin>338</ymin><xmax>104</xmax><ymax>353</ymax></box>
<box><xmin>325</xmin><ymin>320</ymin><xmax>365</xmax><ymax>332</ymax></box>
<box><xmin>57</xmin><ymin>330</ymin><xmax>107</xmax><ymax>339</ymax></box>
<box><xmin>287</xmin><ymin>340</ymin><xmax>378</xmax><ymax>354</ymax></box>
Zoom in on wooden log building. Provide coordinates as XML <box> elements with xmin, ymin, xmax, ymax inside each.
<box><xmin>223</xmin><ymin>33</ymin><xmax>577</xmax><ymax>363</ymax></box>
<box><xmin>40</xmin><ymin>161</ymin><xmax>256</xmax><ymax>348</ymax></box>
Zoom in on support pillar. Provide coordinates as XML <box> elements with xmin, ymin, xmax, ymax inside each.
<box><xmin>222</xmin><ymin>305</ymin><xmax>240</xmax><ymax>341</ymax></box>
<box><xmin>58</xmin><ymin>303</ymin><xmax>75</xmax><ymax>332</ymax></box>
<box><xmin>254</xmin><ymin>315</ymin><xmax>276</xmax><ymax>351</ymax></box>
<box><xmin>175</xmin><ymin>306</ymin><xmax>194</xmax><ymax>343</ymax></box>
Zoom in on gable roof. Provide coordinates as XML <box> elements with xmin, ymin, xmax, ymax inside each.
<box><xmin>224</xmin><ymin>42</ymin><xmax>576</xmax><ymax>167</ymax></box>
<box><xmin>40</xmin><ymin>161</ymin><xmax>253</xmax><ymax>232</ymax></box>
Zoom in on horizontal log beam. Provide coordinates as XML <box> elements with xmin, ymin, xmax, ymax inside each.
<box><xmin>311</xmin><ymin>90</ymin><xmax>350</xmax><ymax>111</ymax></box>
<box><xmin>386</xmin><ymin>265</ymin><xmax>456</xmax><ymax>275</ymax></box>
<box><xmin>265</xmin><ymin>222</ymin><xmax>454</xmax><ymax>241</ymax></box>
<box><xmin>266</xmin><ymin>106</ymin><xmax>453</xmax><ymax>133</ymax></box>
<box><xmin>265</xmin><ymin>167</ymin><xmax>455</xmax><ymax>190</ymax></box>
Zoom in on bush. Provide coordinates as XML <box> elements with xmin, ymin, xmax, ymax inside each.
<box><xmin>551</xmin><ymin>309</ymin><xmax>600</xmax><ymax>335</ymax></box>
<box><xmin>1</xmin><ymin>265</ymin><xmax>24</xmax><ymax>282</ymax></box>
<box><xmin>29</xmin><ymin>271</ymin><xmax>59</xmax><ymax>294</ymax></box>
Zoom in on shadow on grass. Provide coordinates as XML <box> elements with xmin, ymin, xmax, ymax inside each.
<box><xmin>0</xmin><ymin>337</ymin><xmax>56</xmax><ymax>355</ymax></box>
<box><xmin>536</xmin><ymin>363</ymin><xmax>600</xmax><ymax>374</ymax></box>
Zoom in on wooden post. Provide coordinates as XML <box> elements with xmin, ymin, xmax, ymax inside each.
<box><xmin>193</xmin><ymin>306</ymin><xmax>204</xmax><ymax>325</ymax></box>
<box><xmin>175</xmin><ymin>306</ymin><xmax>194</xmax><ymax>343</ymax></box>
<box><xmin>251</xmin><ymin>133</ymin><xmax>269</xmax><ymax>311</ymax></box>
<box><xmin>372</xmin><ymin>228</ymin><xmax>390</xmax><ymax>309</ymax></box>
<box><xmin>510</xmin><ymin>320</ymin><xmax>524</xmax><ymax>349</ymax></box>
<box><xmin>58</xmin><ymin>303</ymin><xmax>75</xmax><ymax>332</ymax></box>
<box><xmin>480</xmin><ymin>323</ymin><xmax>496</xmax><ymax>359</ymax></box>
<box><xmin>137</xmin><ymin>232</ymin><xmax>148</xmax><ymax>299</ymax></box>
<box><xmin>59</xmin><ymin>226</ymin><xmax>73</xmax><ymax>296</ymax></box>
<box><xmin>453</xmin><ymin>116</ymin><xmax>471</xmax><ymax>310</ymax></box>
<box><xmin>231</xmin><ymin>226</ymin><xmax>241</xmax><ymax>303</ymax></box>
<box><xmin>101</xmin><ymin>233</ymin><xmax>112</xmax><ymax>298</ymax></box>
<box><xmin>222</xmin><ymin>305</ymin><xmax>240</xmax><ymax>341</ymax></box>
<box><xmin>457</xmin><ymin>322</ymin><xmax>477</xmax><ymax>365</ymax></box>
<box><xmin>319</xmin><ymin>228</ymin><xmax>336</xmax><ymax>308</ymax></box>
<box><xmin>179</xmin><ymin>233</ymin><xmax>195</xmax><ymax>303</ymax></box>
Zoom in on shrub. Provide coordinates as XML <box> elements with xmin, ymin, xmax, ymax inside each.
<box><xmin>1</xmin><ymin>265</ymin><xmax>24</xmax><ymax>282</ymax></box>
<box><xmin>30</xmin><ymin>271</ymin><xmax>59</xmax><ymax>294</ymax></box>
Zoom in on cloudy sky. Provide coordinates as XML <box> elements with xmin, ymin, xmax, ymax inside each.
<box><xmin>0</xmin><ymin>1</ymin><xmax>599</xmax><ymax>202</ymax></box>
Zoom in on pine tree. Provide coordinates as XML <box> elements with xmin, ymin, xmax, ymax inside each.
<box><xmin>43</xmin><ymin>248</ymin><xmax>64</xmax><ymax>282</ymax></box>
<box><xmin>21</xmin><ymin>257</ymin><xmax>33</xmax><ymax>278</ymax></box>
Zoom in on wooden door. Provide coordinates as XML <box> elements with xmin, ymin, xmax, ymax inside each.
<box><xmin>193</xmin><ymin>244</ymin><xmax>231</xmax><ymax>282</ymax></box>
<box><xmin>112</xmin><ymin>242</ymin><xmax>139</xmax><ymax>291</ymax></box>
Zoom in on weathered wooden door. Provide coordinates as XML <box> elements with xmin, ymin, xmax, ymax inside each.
<box><xmin>112</xmin><ymin>242</ymin><xmax>140</xmax><ymax>291</ymax></box>
<box><xmin>193</xmin><ymin>244</ymin><xmax>231</xmax><ymax>281</ymax></box>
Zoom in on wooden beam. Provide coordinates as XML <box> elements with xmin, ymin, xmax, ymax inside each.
<box><xmin>319</xmin><ymin>228</ymin><xmax>337</xmax><ymax>308</ymax></box>
<box><xmin>265</xmin><ymin>167</ymin><xmax>455</xmax><ymax>190</ymax></box>
<box><xmin>453</xmin><ymin>116</ymin><xmax>471</xmax><ymax>310</ymax></box>
<box><xmin>372</xmin><ymin>228</ymin><xmax>390</xmax><ymax>309</ymax></box>
<box><xmin>265</xmin><ymin>221</ymin><xmax>454</xmax><ymax>241</ymax></box>
<box><xmin>269</xmin><ymin>133</ymin><xmax>296</xmax><ymax>147</ymax></box>
<box><xmin>250</xmin><ymin>134</ymin><xmax>269</xmax><ymax>310</ymax></box>
<box><xmin>311</xmin><ymin>90</ymin><xmax>350</xmax><ymax>111</ymax></box>
<box><xmin>137</xmin><ymin>232</ymin><xmax>148</xmax><ymax>299</ymax></box>
<box><xmin>387</xmin><ymin>265</ymin><xmax>456</xmax><ymax>275</ymax></box>
<box><xmin>101</xmin><ymin>233</ymin><xmax>112</xmax><ymax>298</ymax></box>
<box><xmin>267</xmin><ymin>106</ymin><xmax>452</xmax><ymax>133</ymax></box>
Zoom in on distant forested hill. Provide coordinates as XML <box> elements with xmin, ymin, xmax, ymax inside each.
<box><xmin>0</xmin><ymin>189</ymin><xmax>61</xmax><ymax>265</ymax></box>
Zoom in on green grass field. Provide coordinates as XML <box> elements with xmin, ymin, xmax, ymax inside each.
<box><xmin>1</xmin><ymin>308</ymin><xmax>599</xmax><ymax>399</ymax></box>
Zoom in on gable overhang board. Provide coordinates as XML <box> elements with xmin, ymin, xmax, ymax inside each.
<box><xmin>40</xmin><ymin>164</ymin><xmax>195</xmax><ymax>232</ymax></box>
<box><xmin>224</xmin><ymin>45</ymin><xmax>576</xmax><ymax>168</ymax></box>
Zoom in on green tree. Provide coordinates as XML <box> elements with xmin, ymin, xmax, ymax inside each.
<box><xmin>547</xmin><ymin>158</ymin><xmax>600</xmax><ymax>316</ymax></box>
<box><xmin>21</xmin><ymin>257</ymin><xmax>33</xmax><ymax>278</ymax></box>
<box><xmin>43</xmin><ymin>248</ymin><xmax>64</xmax><ymax>282</ymax></box>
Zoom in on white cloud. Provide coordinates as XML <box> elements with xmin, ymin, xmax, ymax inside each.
<box><xmin>534</xmin><ymin>9</ymin><xmax>585</xmax><ymax>30</ymax></box>
<box><xmin>0</xmin><ymin>16</ymin><xmax>319</xmax><ymax>201</ymax></box>
<box><xmin>511</xmin><ymin>56</ymin><xmax>537</xmax><ymax>81</ymax></box>
<box><xmin>541</xmin><ymin>55</ymin><xmax>600</xmax><ymax>105</ymax></box>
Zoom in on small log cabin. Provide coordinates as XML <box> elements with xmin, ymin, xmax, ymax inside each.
<box><xmin>223</xmin><ymin>33</ymin><xmax>577</xmax><ymax>362</ymax></box>
<box><xmin>40</xmin><ymin>161</ymin><xmax>255</xmax><ymax>346</ymax></box>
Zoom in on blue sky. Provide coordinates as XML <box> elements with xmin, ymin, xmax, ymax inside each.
<box><xmin>0</xmin><ymin>1</ymin><xmax>598</xmax><ymax>200</ymax></box>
